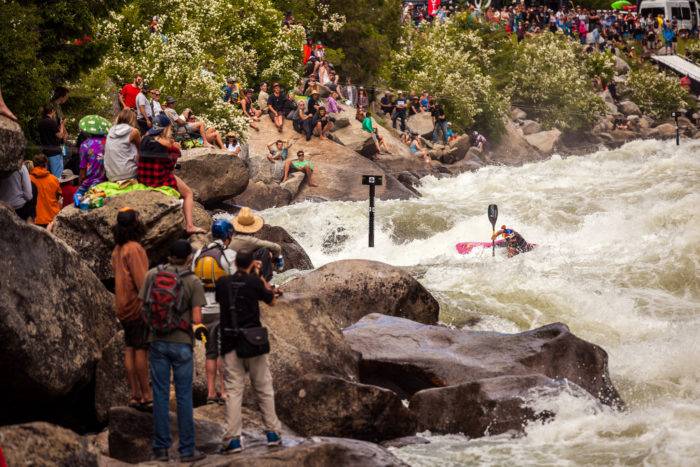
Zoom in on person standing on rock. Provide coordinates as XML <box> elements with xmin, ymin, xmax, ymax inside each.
<box><xmin>119</xmin><ymin>74</ymin><xmax>142</xmax><ymax>111</ymax></box>
<box><xmin>111</xmin><ymin>208</ymin><xmax>152</xmax><ymax>411</ymax></box>
<box><xmin>192</xmin><ymin>219</ymin><xmax>238</xmax><ymax>405</ymax></box>
<box><xmin>431</xmin><ymin>103</ymin><xmax>449</xmax><ymax>145</ymax></box>
<box><xmin>216</xmin><ymin>249</ymin><xmax>284</xmax><ymax>454</ymax></box>
<box><xmin>140</xmin><ymin>239</ymin><xmax>208</xmax><ymax>462</ymax></box>
<box><xmin>37</xmin><ymin>104</ymin><xmax>67</xmax><ymax>178</ymax></box>
<box><xmin>391</xmin><ymin>91</ymin><xmax>407</xmax><ymax>133</ymax></box>
<box><xmin>257</xmin><ymin>82</ymin><xmax>269</xmax><ymax>115</ymax></box>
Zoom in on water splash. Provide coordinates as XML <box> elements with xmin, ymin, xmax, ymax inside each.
<box><xmin>263</xmin><ymin>139</ymin><xmax>700</xmax><ymax>465</ymax></box>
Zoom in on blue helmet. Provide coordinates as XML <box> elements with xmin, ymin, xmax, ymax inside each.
<box><xmin>211</xmin><ymin>219</ymin><xmax>234</xmax><ymax>240</ymax></box>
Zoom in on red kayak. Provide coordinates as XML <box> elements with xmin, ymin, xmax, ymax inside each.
<box><xmin>456</xmin><ymin>240</ymin><xmax>506</xmax><ymax>255</ymax></box>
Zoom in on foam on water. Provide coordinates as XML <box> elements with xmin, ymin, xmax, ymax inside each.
<box><xmin>262</xmin><ymin>139</ymin><xmax>700</xmax><ymax>466</ymax></box>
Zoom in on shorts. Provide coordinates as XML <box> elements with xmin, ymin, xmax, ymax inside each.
<box><xmin>205</xmin><ymin>323</ymin><xmax>220</xmax><ymax>360</ymax></box>
<box><xmin>121</xmin><ymin>319</ymin><xmax>149</xmax><ymax>350</ymax></box>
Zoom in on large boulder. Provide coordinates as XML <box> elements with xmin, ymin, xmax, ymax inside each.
<box><xmin>94</xmin><ymin>332</ymin><xmax>130</xmax><ymax>424</ymax></box>
<box><xmin>521</xmin><ymin>120</ymin><xmax>542</xmax><ymax>135</ymax></box>
<box><xmin>0</xmin><ymin>115</ymin><xmax>26</xmax><ymax>177</ymax></box>
<box><xmin>510</xmin><ymin>107</ymin><xmax>527</xmax><ymax>121</ymax></box>
<box><xmin>219</xmin><ymin>437</ymin><xmax>409</xmax><ymax>467</ymax></box>
<box><xmin>648</xmin><ymin>123</ymin><xmax>677</xmax><ymax>139</ymax></box>
<box><xmin>525</xmin><ymin>129</ymin><xmax>561</xmax><ymax>154</ymax></box>
<box><xmin>410</xmin><ymin>374</ymin><xmax>587</xmax><ymax>437</ymax></box>
<box><xmin>343</xmin><ymin>314</ymin><xmax>623</xmax><ymax>408</ymax></box>
<box><xmin>614</xmin><ymin>56</ymin><xmax>631</xmax><ymax>74</ymax></box>
<box><xmin>251</xmin><ymin>224</ymin><xmax>314</xmax><ymax>271</ymax></box>
<box><xmin>177</xmin><ymin>148</ymin><xmax>249</xmax><ymax>205</ymax></box>
<box><xmin>283</xmin><ymin>260</ymin><xmax>439</xmax><ymax>328</ymax></box>
<box><xmin>618</xmin><ymin>100</ymin><xmax>641</xmax><ymax>116</ymax></box>
<box><xmin>490</xmin><ymin>119</ymin><xmax>545</xmax><ymax>165</ymax></box>
<box><xmin>0</xmin><ymin>206</ymin><xmax>117</xmax><ymax>405</ymax></box>
<box><xmin>244</xmin><ymin>119</ymin><xmax>398</xmax><ymax>203</ymax></box>
<box><xmin>53</xmin><ymin>190</ymin><xmax>184</xmax><ymax>280</ymax></box>
<box><xmin>0</xmin><ymin>422</ymin><xmax>98</xmax><ymax>466</ymax></box>
<box><xmin>406</xmin><ymin>112</ymin><xmax>434</xmax><ymax>137</ymax></box>
<box><xmin>275</xmin><ymin>373</ymin><xmax>417</xmax><ymax>442</ymax></box>
<box><xmin>108</xmin><ymin>406</ymin><xmax>226</xmax><ymax>463</ymax></box>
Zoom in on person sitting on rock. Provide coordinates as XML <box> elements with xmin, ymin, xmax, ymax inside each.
<box><xmin>492</xmin><ymin>225</ymin><xmax>534</xmax><ymax>258</ymax></box>
<box><xmin>105</xmin><ymin>109</ymin><xmax>142</xmax><ymax>182</ymax></box>
<box><xmin>59</xmin><ymin>169</ymin><xmax>78</xmax><ymax>209</ymax></box>
<box><xmin>225</xmin><ymin>133</ymin><xmax>241</xmax><ymax>157</ymax></box>
<box><xmin>77</xmin><ymin>115</ymin><xmax>110</xmax><ymax>195</ymax></box>
<box><xmin>0</xmin><ymin>159</ymin><xmax>34</xmax><ymax>222</ymax></box>
<box><xmin>282</xmin><ymin>150</ymin><xmax>318</xmax><ymax>187</ymax></box>
<box><xmin>306</xmin><ymin>88</ymin><xmax>322</xmax><ymax>116</ymax></box>
<box><xmin>291</xmin><ymin>101</ymin><xmax>313</xmax><ymax>138</ymax></box>
<box><xmin>216</xmin><ymin>249</ymin><xmax>284</xmax><ymax>454</ymax></box>
<box><xmin>138</xmin><ymin>113</ymin><xmax>205</xmax><ymax>235</ymax></box>
<box><xmin>409</xmin><ymin>96</ymin><xmax>421</xmax><ymax>116</ymax></box>
<box><xmin>266</xmin><ymin>139</ymin><xmax>293</xmax><ymax>163</ymax></box>
<box><xmin>162</xmin><ymin>97</ymin><xmax>217</xmax><ymax>149</ymax></box>
<box><xmin>326</xmin><ymin>91</ymin><xmax>341</xmax><ymax>115</ymax></box>
<box><xmin>111</xmin><ymin>207</ymin><xmax>152</xmax><ymax>412</ymax></box>
<box><xmin>362</xmin><ymin>111</ymin><xmax>388</xmax><ymax>155</ymax></box>
<box><xmin>29</xmin><ymin>154</ymin><xmax>61</xmax><ymax>228</ymax></box>
<box><xmin>240</xmin><ymin>88</ymin><xmax>261</xmax><ymax>131</ymax></box>
<box><xmin>409</xmin><ymin>134</ymin><xmax>432</xmax><ymax>167</ymax></box>
<box><xmin>257</xmin><ymin>83</ymin><xmax>269</xmax><ymax>115</ymax></box>
<box><xmin>267</xmin><ymin>83</ymin><xmax>287</xmax><ymax>133</ymax></box>
<box><xmin>311</xmin><ymin>106</ymin><xmax>334</xmax><ymax>140</ymax></box>
<box><xmin>192</xmin><ymin>219</ymin><xmax>237</xmax><ymax>406</ymax></box>
<box><xmin>181</xmin><ymin>108</ymin><xmax>225</xmax><ymax>149</ymax></box>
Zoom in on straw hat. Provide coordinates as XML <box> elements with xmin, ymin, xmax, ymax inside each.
<box><xmin>59</xmin><ymin>169</ymin><xmax>78</xmax><ymax>183</ymax></box>
<box><xmin>233</xmin><ymin>207</ymin><xmax>264</xmax><ymax>234</ymax></box>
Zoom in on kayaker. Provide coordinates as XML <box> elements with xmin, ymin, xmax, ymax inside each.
<box><xmin>492</xmin><ymin>225</ymin><xmax>533</xmax><ymax>257</ymax></box>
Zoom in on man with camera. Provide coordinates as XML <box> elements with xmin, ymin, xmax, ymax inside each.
<box><xmin>215</xmin><ymin>250</ymin><xmax>284</xmax><ymax>454</ymax></box>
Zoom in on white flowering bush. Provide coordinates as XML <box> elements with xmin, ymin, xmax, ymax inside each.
<box><xmin>627</xmin><ymin>67</ymin><xmax>689</xmax><ymax>119</ymax></box>
<box><xmin>386</xmin><ymin>20</ymin><xmax>507</xmax><ymax>135</ymax></box>
<box><xmin>74</xmin><ymin>0</ymin><xmax>306</xmax><ymax>137</ymax></box>
<box><xmin>508</xmin><ymin>34</ymin><xmax>606</xmax><ymax>131</ymax></box>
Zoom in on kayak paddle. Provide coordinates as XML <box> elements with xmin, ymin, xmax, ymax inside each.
<box><xmin>488</xmin><ymin>204</ymin><xmax>498</xmax><ymax>257</ymax></box>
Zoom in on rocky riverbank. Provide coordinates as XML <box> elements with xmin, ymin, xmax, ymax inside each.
<box><xmin>0</xmin><ymin>109</ymin><xmax>629</xmax><ymax>466</ymax></box>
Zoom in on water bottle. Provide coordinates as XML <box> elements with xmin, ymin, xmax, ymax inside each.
<box><xmin>275</xmin><ymin>255</ymin><xmax>285</xmax><ymax>271</ymax></box>
<box><xmin>79</xmin><ymin>198</ymin><xmax>90</xmax><ymax>212</ymax></box>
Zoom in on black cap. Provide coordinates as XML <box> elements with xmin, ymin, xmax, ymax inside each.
<box><xmin>169</xmin><ymin>239</ymin><xmax>192</xmax><ymax>259</ymax></box>
<box><xmin>116</xmin><ymin>207</ymin><xmax>137</xmax><ymax>226</ymax></box>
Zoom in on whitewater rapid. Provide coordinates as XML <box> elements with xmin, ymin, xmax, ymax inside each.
<box><xmin>263</xmin><ymin>139</ymin><xmax>700</xmax><ymax>466</ymax></box>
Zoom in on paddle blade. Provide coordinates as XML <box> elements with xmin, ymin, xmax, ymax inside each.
<box><xmin>488</xmin><ymin>204</ymin><xmax>498</xmax><ymax>227</ymax></box>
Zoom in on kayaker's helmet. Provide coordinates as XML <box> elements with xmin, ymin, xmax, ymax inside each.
<box><xmin>211</xmin><ymin>219</ymin><xmax>234</xmax><ymax>240</ymax></box>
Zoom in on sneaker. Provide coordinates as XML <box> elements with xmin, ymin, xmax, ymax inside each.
<box><xmin>180</xmin><ymin>450</ymin><xmax>206</xmax><ymax>462</ymax></box>
<box><xmin>151</xmin><ymin>448</ymin><xmax>168</xmax><ymax>462</ymax></box>
<box><xmin>266</xmin><ymin>431</ymin><xmax>282</xmax><ymax>447</ymax></box>
<box><xmin>221</xmin><ymin>437</ymin><xmax>243</xmax><ymax>454</ymax></box>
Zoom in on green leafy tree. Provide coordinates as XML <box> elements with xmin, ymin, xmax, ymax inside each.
<box><xmin>0</xmin><ymin>0</ymin><xmax>124</xmax><ymax>133</ymax></box>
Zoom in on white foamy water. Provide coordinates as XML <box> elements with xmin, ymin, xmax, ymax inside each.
<box><xmin>263</xmin><ymin>139</ymin><xmax>700</xmax><ymax>466</ymax></box>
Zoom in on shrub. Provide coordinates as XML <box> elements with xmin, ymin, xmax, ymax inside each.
<box><xmin>508</xmin><ymin>34</ymin><xmax>606</xmax><ymax>131</ymax></box>
<box><xmin>627</xmin><ymin>66</ymin><xmax>690</xmax><ymax>119</ymax></box>
<box><xmin>385</xmin><ymin>20</ymin><xmax>507</xmax><ymax>137</ymax></box>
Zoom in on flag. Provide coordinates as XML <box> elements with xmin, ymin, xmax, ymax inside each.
<box><xmin>428</xmin><ymin>0</ymin><xmax>441</xmax><ymax>16</ymax></box>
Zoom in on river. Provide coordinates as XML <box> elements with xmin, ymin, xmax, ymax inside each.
<box><xmin>261</xmin><ymin>139</ymin><xmax>700</xmax><ymax>466</ymax></box>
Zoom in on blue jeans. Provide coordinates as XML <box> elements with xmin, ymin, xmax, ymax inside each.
<box><xmin>433</xmin><ymin>121</ymin><xmax>448</xmax><ymax>144</ymax></box>
<box><xmin>149</xmin><ymin>341</ymin><xmax>195</xmax><ymax>457</ymax></box>
<box><xmin>47</xmin><ymin>154</ymin><xmax>63</xmax><ymax>178</ymax></box>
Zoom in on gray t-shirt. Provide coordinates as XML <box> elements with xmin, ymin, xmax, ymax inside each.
<box><xmin>135</xmin><ymin>92</ymin><xmax>153</xmax><ymax>120</ymax></box>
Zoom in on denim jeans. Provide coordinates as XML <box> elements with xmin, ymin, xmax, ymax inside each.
<box><xmin>149</xmin><ymin>341</ymin><xmax>195</xmax><ymax>457</ymax></box>
<box><xmin>433</xmin><ymin>120</ymin><xmax>448</xmax><ymax>144</ymax></box>
<box><xmin>47</xmin><ymin>154</ymin><xmax>63</xmax><ymax>178</ymax></box>
<box><xmin>392</xmin><ymin>110</ymin><xmax>406</xmax><ymax>132</ymax></box>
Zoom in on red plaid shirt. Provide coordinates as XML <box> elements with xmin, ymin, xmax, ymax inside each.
<box><xmin>137</xmin><ymin>137</ymin><xmax>179</xmax><ymax>189</ymax></box>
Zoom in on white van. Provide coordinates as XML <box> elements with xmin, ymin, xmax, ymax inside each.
<box><xmin>639</xmin><ymin>0</ymin><xmax>700</xmax><ymax>31</ymax></box>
